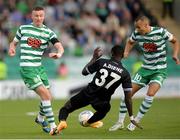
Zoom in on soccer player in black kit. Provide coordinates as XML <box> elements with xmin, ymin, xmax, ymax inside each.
<box><xmin>50</xmin><ymin>45</ymin><xmax>142</xmax><ymax>135</ymax></box>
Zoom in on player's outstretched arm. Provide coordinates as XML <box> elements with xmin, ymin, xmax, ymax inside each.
<box><xmin>124</xmin><ymin>39</ymin><xmax>135</xmax><ymax>58</ymax></box>
<box><xmin>124</xmin><ymin>91</ymin><xmax>143</xmax><ymax>129</ymax></box>
<box><xmin>92</xmin><ymin>47</ymin><xmax>103</xmax><ymax>60</ymax></box>
<box><xmin>170</xmin><ymin>36</ymin><xmax>180</xmax><ymax>65</ymax></box>
<box><xmin>49</xmin><ymin>42</ymin><xmax>64</xmax><ymax>59</ymax></box>
<box><xmin>82</xmin><ymin>47</ymin><xmax>102</xmax><ymax>75</ymax></box>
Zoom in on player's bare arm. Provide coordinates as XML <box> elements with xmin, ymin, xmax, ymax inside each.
<box><xmin>49</xmin><ymin>42</ymin><xmax>64</xmax><ymax>59</ymax></box>
<box><xmin>170</xmin><ymin>36</ymin><xmax>180</xmax><ymax>64</ymax></box>
<box><xmin>82</xmin><ymin>47</ymin><xmax>103</xmax><ymax>75</ymax></box>
<box><xmin>93</xmin><ymin>47</ymin><xmax>103</xmax><ymax>60</ymax></box>
<box><xmin>124</xmin><ymin>90</ymin><xmax>143</xmax><ymax>129</ymax></box>
<box><xmin>8</xmin><ymin>40</ymin><xmax>18</xmax><ymax>57</ymax></box>
<box><xmin>124</xmin><ymin>39</ymin><xmax>135</xmax><ymax>58</ymax></box>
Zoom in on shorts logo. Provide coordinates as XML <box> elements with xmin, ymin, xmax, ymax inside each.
<box><xmin>157</xmin><ymin>76</ymin><xmax>163</xmax><ymax>82</ymax></box>
<box><xmin>152</xmin><ymin>36</ymin><xmax>161</xmax><ymax>41</ymax></box>
<box><xmin>134</xmin><ymin>73</ymin><xmax>142</xmax><ymax>81</ymax></box>
<box><xmin>33</xmin><ymin>77</ymin><xmax>40</xmax><ymax>83</ymax></box>
<box><xmin>25</xmin><ymin>83</ymin><xmax>30</xmax><ymax>88</ymax></box>
<box><xmin>33</xmin><ymin>75</ymin><xmax>41</xmax><ymax>84</ymax></box>
<box><xmin>27</xmin><ymin>37</ymin><xmax>42</xmax><ymax>49</ymax></box>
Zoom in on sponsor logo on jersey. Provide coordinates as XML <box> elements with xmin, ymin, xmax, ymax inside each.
<box><xmin>143</xmin><ymin>43</ymin><xmax>157</xmax><ymax>52</ymax></box>
<box><xmin>27</xmin><ymin>37</ymin><xmax>42</xmax><ymax>49</ymax></box>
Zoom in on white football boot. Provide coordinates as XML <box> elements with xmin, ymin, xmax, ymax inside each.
<box><xmin>127</xmin><ymin>123</ymin><xmax>136</xmax><ymax>131</ymax></box>
<box><xmin>109</xmin><ymin>122</ymin><xmax>124</xmax><ymax>131</ymax></box>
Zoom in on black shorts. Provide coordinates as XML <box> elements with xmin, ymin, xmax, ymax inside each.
<box><xmin>70</xmin><ymin>88</ymin><xmax>110</xmax><ymax>113</ymax></box>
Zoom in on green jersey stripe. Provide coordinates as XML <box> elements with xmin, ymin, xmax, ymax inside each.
<box><xmin>20</xmin><ymin>56</ymin><xmax>41</xmax><ymax>60</ymax></box>
<box><xmin>16</xmin><ymin>31</ymin><xmax>21</xmax><ymax>39</ymax></box>
<box><xmin>144</xmin><ymin>54</ymin><xmax>166</xmax><ymax>61</ymax></box>
<box><xmin>15</xmin><ymin>35</ymin><xmax>21</xmax><ymax>41</ymax></box>
<box><xmin>135</xmin><ymin>37</ymin><xmax>165</xmax><ymax>43</ymax></box>
<box><xmin>21</xmin><ymin>53</ymin><xmax>42</xmax><ymax>57</ymax></box>
<box><xmin>143</xmin><ymin>57</ymin><xmax>166</xmax><ymax>64</ymax></box>
<box><xmin>143</xmin><ymin>51</ymin><xmax>166</xmax><ymax>58</ymax></box>
<box><xmin>28</xmin><ymin>24</ymin><xmax>52</xmax><ymax>32</ymax></box>
<box><xmin>20</xmin><ymin>62</ymin><xmax>41</xmax><ymax>67</ymax></box>
<box><xmin>149</xmin><ymin>27</ymin><xmax>163</xmax><ymax>35</ymax></box>
<box><xmin>157</xmin><ymin>44</ymin><xmax>166</xmax><ymax>51</ymax></box>
<box><xmin>21</xmin><ymin>59</ymin><xmax>41</xmax><ymax>63</ymax></box>
<box><xmin>21</xmin><ymin>26</ymin><xmax>50</xmax><ymax>34</ymax></box>
<box><xmin>21</xmin><ymin>46</ymin><xmax>45</xmax><ymax>52</ymax></box>
<box><xmin>21</xmin><ymin>49</ymin><xmax>43</xmax><ymax>55</ymax></box>
<box><xmin>142</xmin><ymin>64</ymin><xmax>167</xmax><ymax>70</ymax></box>
<box><xmin>145</xmin><ymin>61</ymin><xmax>167</xmax><ymax>66</ymax></box>
<box><xmin>22</xmin><ymin>33</ymin><xmax>49</xmax><ymax>42</ymax></box>
<box><xmin>143</xmin><ymin>48</ymin><xmax>166</xmax><ymax>55</ymax></box>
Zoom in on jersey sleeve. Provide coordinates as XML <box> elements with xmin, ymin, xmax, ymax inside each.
<box><xmin>13</xmin><ymin>26</ymin><xmax>22</xmax><ymax>42</ymax></box>
<box><xmin>48</xmin><ymin>29</ymin><xmax>59</xmax><ymax>45</ymax></box>
<box><xmin>49</xmin><ymin>29</ymin><xmax>58</xmax><ymax>40</ymax></box>
<box><xmin>85</xmin><ymin>59</ymin><xmax>102</xmax><ymax>74</ymax></box>
<box><xmin>129</xmin><ymin>31</ymin><xmax>137</xmax><ymax>42</ymax></box>
<box><xmin>121</xmin><ymin>70</ymin><xmax>132</xmax><ymax>92</ymax></box>
<box><xmin>162</xmin><ymin>28</ymin><xmax>173</xmax><ymax>41</ymax></box>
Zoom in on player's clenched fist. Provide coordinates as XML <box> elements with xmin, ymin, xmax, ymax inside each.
<box><xmin>172</xmin><ymin>56</ymin><xmax>180</xmax><ymax>65</ymax></box>
<box><xmin>93</xmin><ymin>47</ymin><xmax>103</xmax><ymax>59</ymax></box>
<box><xmin>8</xmin><ymin>45</ymin><xmax>16</xmax><ymax>57</ymax></box>
<box><xmin>49</xmin><ymin>52</ymin><xmax>62</xmax><ymax>59</ymax></box>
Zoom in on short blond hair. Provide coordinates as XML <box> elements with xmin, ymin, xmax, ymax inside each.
<box><xmin>135</xmin><ymin>16</ymin><xmax>150</xmax><ymax>24</ymax></box>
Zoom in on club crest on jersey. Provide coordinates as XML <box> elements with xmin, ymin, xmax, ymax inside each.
<box><xmin>152</xmin><ymin>36</ymin><xmax>161</xmax><ymax>41</ymax></box>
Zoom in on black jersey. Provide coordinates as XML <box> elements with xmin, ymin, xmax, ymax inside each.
<box><xmin>84</xmin><ymin>58</ymin><xmax>132</xmax><ymax>101</ymax></box>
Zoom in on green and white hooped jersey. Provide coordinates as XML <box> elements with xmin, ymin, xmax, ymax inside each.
<box><xmin>130</xmin><ymin>26</ymin><xmax>173</xmax><ymax>70</ymax></box>
<box><xmin>14</xmin><ymin>23</ymin><xmax>57</xmax><ymax>67</ymax></box>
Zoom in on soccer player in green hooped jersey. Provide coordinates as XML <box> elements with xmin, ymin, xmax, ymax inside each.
<box><xmin>109</xmin><ymin>16</ymin><xmax>180</xmax><ymax>132</ymax></box>
<box><xmin>8</xmin><ymin>6</ymin><xmax>64</xmax><ymax>134</ymax></box>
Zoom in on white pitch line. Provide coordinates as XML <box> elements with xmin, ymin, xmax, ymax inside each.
<box><xmin>26</xmin><ymin>111</ymin><xmax>79</xmax><ymax>117</ymax></box>
<box><xmin>26</xmin><ymin>112</ymin><xmax>38</xmax><ymax>116</ymax></box>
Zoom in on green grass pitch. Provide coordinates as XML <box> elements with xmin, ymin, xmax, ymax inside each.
<box><xmin>0</xmin><ymin>98</ymin><xmax>180</xmax><ymax>139</ymax></box>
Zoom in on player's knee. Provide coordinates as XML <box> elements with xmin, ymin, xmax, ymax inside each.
<box><xmin>46</xmin><ymin>93</ymin><xmax>52</xmax><ymax>100</ymax></box>
<box><xmin>147</xmin><ymin>91</ymin><xmax>156</xmax><ymax>96</ymax></box>
<box><xmin>147</xmin><ymin>93</ymin><xmax>155</xmax><ymax>96</ymax></box>
<box><xmin>103</xmin><ymin>103</ymin><xmax>111</xmax><ymax>113</ymax></box>
<box><xmin>62</xmin><ymin>100</ymin><xmax>74</xmax><ymax>112</ymax></box>
<box><xmin>93</xmin><ymin>102</ymin><xmax>111</xmax><ymax>114</ymax></box>
<box><xmin>35</xmin><ymin>86</ymin><xmax>52</xmax><ymax>100</ymax></box>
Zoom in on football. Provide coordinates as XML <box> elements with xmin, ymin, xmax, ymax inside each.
<box><xmin>78</xmin><ymin>110</ymin><xmax>93</xmax><ymax>126</ymax></box>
